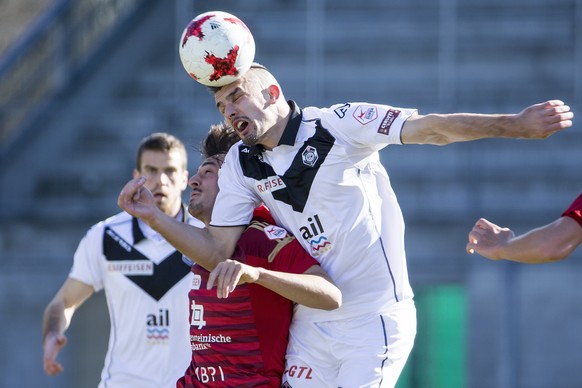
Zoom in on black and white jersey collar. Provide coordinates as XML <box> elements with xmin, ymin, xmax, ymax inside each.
<box><xmin>248</xmin><ymin>100</ymin><xmax>302</xmax><ymax>157</ymax></box>
<box><xmin>131</xmin><ymin>205</ymin><xmax>187</xmax><ymax>244</ymax></box>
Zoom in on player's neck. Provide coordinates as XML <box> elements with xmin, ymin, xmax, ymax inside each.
<box><xmin>260</xmin><ymin>108</ymin><xmax>291</xmax><ymax>151</ymax></box>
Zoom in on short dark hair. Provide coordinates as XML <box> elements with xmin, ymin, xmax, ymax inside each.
<box><xmin>136</xmin><ymin>132</ymin><xmax>187</xmax><ymax>171</ymax></box>
<box><xmin>200</xmin><ymin>122</ymin><xmax>240</xmax><ymax>159</ymax></box>
<box><xmin>206</xmin><ymin>62</ymin><xmax>270</xmax><ymax>95</ymax></box>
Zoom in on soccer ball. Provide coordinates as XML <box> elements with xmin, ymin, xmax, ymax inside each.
<box><xmin>179</xmin><ymin>11</ymin><xmax>255</xmax><ymax>87</ymax></box>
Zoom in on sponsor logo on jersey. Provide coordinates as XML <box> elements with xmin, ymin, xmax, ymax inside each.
<box><xmin>264</xmin><ymin>224</ymin><xmax>289</xmax><ymax>240</ymax></box>
<box><xmin>284</xmin><ymin>365</ymin><xmax>314</xmax><ymax>380</ymax></box>
<box><xmin>189</xmin><ymin>299</ymin><xmax>233</xmax><ymax>352</ymax></box>
<box><xmin>333</xmin><ymin>103</ymin><xmax>351</xmax><ymax>118</ymax></box>
<box><xmin>190</xmin><ymin>333</ymin><xmax>233</xmax><ymax>352</ymax></box>
<box><xmin>301</xmin><ymin>146</ymin><xmax>318</xmax><ymax>167</ymax></box>
<box><xmin>378</xmin><ymin>109</ymin><xmax>401</xmax><ymax>135</ymax></box>
<box><xmin>107</xmin><ymin>260</ymin><xmax>154</xmax><ymax>275</ymax></box>
<box><xmin>190</xmin><ymin>333</ymin><xmax>232</xmax><ymax>344</ymax></box>
<box><xmin>105</xmin><ymin>228</ymin><xmax>132</xmax><ymax>252</ymax></box>
<box><xmin>190</xmin><ymin>300</ymin><xmax>206</xmax><ymax>329</ymax></box>
<box><xmin>256</xmin><ymin>176</ymin><xmax>286</xmax><ymax>193</ymax></box>
<box><xmin>353</xmin><ymin>104</ymin><xmax>378</xmax><ymax>125</ymax></box>
<box><xmin>299</xmin><ymin>214</ymin><xmax>332</xmax><ymax>256</ymax></box>
<box><xmin>104</xmin><ymin>226</ymin><xmax>191</xmax><ymax>301</ymax></box>
<box><xmin>146</xmin><ymin>308</ymin><xmax>170</xmax><ymax>344</ymax></box>
<box><xmin>192</xmin><ymin>365</ymin><xmax>226</xmax><ymax>383</ymax></box>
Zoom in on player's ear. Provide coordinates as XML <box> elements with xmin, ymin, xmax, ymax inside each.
<box><xmin>132</xmin><ymin>169</ymin><xmax>140</xmax><ymax>179</ymax></box>
<box><xmin>180</xmin><ymin>170</ymin><xmax>189</xmax><ymax>191</ymax></box>
<box><xmin>267</xmin><ymin>84</ymin><xmax>280</xmax><ymax>103</ymax></box>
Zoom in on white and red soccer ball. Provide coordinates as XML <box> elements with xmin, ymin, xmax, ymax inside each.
<box><xmin>179</xmin><ymin>11</ymin><xmax>255</xmax><ymax>87</ymax></box>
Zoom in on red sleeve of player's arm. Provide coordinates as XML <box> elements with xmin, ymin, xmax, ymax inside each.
<box><xmin>251</xmin><ymin>204</ymin><xmax>276</xmax><ymax>225</ymax></box>
<box><xmin>562</xmin><ymin>193</ymin><xmax>582</xmax><ymax>228</ymax></box>
<box><xmin>238</xmin><ymin>220</ymin><xmax>320</xmax><ymax>274</ymax></box>
<box><xmin>271</xmin><ymin>238</ymin><xmax>320</xmax><ymax>275</ymax></box>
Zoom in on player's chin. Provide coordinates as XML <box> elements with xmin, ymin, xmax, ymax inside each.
<box><xmin>154</xmin><ymin>197</ymin><xmax>168</xmax><ymax>210</ymax></box>
<box><xmin>242</xmin><ymin>133</ymin><xmax>260</xmax><ymax>147</ymax></box>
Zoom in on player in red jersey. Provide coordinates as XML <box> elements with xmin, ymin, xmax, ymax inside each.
<box><xmin>175</xmin><ymin>123</ymin><xmax>341</xmax><ymax>387</ymax></box>
<box><xmin>467</xmin><ymin>193</ymin><xmax>582</xmax><ymax>263</ymax></box>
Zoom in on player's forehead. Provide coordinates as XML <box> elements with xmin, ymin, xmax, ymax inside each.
<box><xmin>214</xmin><ymin>80</ymin><xmax>244</xmax><ymax>105</ymax></box>
<box><xmin>198</xmin><ymin>154</ymin><xmax>225</xmax><ymax>171</ymax></box>
<box><xmin>214</xmin><ymin>72</ymin><xmax>257</xmax><ymax>105</ymax></box>
<box><xmin>140</xmin><ymin>149</ymin><xmax>184</xmax><ymax>170</ymax></box>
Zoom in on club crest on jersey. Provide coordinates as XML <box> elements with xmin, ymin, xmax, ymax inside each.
<box><xmin>302</xmin><ymin>146</ymin><xmax>318</xmax><ymax>167</ymax></box>
<box><xmin>264</xmin><ymin>224</ymin><xmax>288</xmax><ymax>240</ymax></box>
<box><xmin>299</xmin><ymin>214</ymin><xmax>332</xmax><ymax>256</ymax></box>
<box><xmin>353</xmin><ymin>104</ymin><xmax>378</xmax><ymax>125</ymax></box>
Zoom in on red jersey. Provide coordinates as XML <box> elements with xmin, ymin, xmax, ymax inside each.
<box><xmin>562</xmin><ymin>193</ymin><xmax>582</xmax><ymax>228</ymax></box>
<box><xmin>177</xmin><ymin>207</ymin><xmax>319</xmax><ymax>387</ymax></box>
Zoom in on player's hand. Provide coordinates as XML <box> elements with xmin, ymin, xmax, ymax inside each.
<box><xmin>466</xmin><ymin>218</ymin><xmax>514</xmax><ymax>260</ymax></box>
<box><xmin>515</xmin><ymin>100</ymin><xmax>573</xmax><ymax>139</ymax></box>
<box><xmin>207</xmin><ymin>259</ymin><xmax>260</xmax><ymax>298</ymax></box>
<box><xmin>43</xmin><ymin>333</ymin><xmax>67</xmax><ymax>376</ymax></box>
<box><xmin>117</xmin><ymin>177</ymin><xmax>157</xmax><ymax>222</ymax></box>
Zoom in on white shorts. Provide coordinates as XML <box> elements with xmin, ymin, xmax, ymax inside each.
<box><xmin>282</xmin><ymin>299</ymin><xmax>416</xmax><ymax>388</ymax></box>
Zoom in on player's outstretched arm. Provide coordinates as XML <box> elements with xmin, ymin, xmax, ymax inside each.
<box><xmin>401</xmin><ymin>100</ymin><xmax>573</xmax><ymax>145</ymax></box>
<box><xmin>207</xmin><ymin>260</ymin><xmax>342</xmax><ymax>310</ymax></box>
<box><xmin>118</xmin><ymin>177</ymin><xmax>243</xmax><ymax>271</ymax></box>
<box><xmin>466</xmin><ymin>217</ymin><xmax>582</xmax><ymax>264</ymax></box>
<box><xmin>43</xmin><ymin>278</ymin><xmax>94</xmax><ymax>376</ymax></box>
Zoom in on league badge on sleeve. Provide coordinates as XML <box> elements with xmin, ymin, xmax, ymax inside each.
<box><xmin>353</xmin><ymin>104</ymin><xmax>378</xmax><ymax>125</ymax></box>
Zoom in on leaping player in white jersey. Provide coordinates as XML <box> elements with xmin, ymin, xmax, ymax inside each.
<box><xmin>118</xmin><ymin>64</ymin><xmax>573</xmax><ymax>387</ymax></box>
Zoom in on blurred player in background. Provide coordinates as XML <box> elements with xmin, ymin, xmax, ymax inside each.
<box><xmin>43</xmin><ymin>132</ymin><xmax>200</xmax><ymax>388</ymax></box>
<box><xmin>467</xmin><ymin>193</ymin><xmax>582</xmax><ymax>263</ymax></box>
<box><xmin>177</xmin><ymin>123</ymin><xmax>341</xmax><ymax>387</ymax></box>
<box><xmin>119</xmin><ymin>63</ymin><xmax>573</xmax><ymax>387</ymax></box>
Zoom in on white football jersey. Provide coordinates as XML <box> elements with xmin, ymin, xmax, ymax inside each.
<box><xmin>212</xmin><ymin>101</ymin><xmax>417</xmax><ymax>322</ymax></box>
<box><xmin>70</xmin><ymin>209</ymin><xmax>203</xmax><ymax>388</ymax></box>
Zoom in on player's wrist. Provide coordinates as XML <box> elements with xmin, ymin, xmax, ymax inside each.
<box><xmin>42</xmin><ymin>331</ymin><xmax>59</xmax><ymax>346</ymax></box>
<box><xmin>251</xmin><ymin>267</ymin><xmax>268</xmax><ymax>285</ymax></box>
<box><xmin>147</xmin><ymin>207</ymin><xmax>168</xmax><ymax>229</ymax></box>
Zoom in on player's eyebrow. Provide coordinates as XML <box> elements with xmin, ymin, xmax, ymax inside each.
<box><xmin>202</xmin><ymin>155</ymin><xmax>224</xmax><ymax>168</ymax></box>
<box><xmin>216</xmin><ymin>87</ymin><xmax>242</xmax><ymax>110</ymax></box>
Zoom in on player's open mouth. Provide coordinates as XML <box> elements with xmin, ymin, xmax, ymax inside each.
<box><xmin>234</xmin><ymin>119</ymin><xmax>248</xmax><ymax>133</ymax></box>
